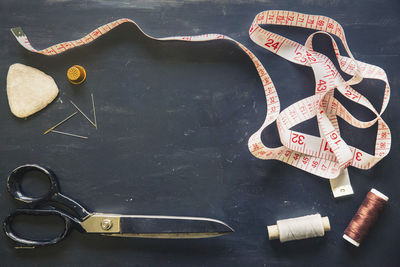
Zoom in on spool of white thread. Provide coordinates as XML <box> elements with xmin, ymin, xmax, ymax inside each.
<box><xmin>267</xmin><ymin>214</ymin><xmax>330</xmax><ymax>242</ymax></box>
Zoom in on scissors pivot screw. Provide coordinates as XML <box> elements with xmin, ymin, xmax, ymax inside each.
<box><xmin>100</xmin><ymin>219</ymin><xmax>113</xmax><ymax>230</ymax></box>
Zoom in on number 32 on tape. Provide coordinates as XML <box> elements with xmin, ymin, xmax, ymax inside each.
<box><xmin>11</xmin><ymin>10</ymin><xmax>391</xmax><ymax>198</ymax></box>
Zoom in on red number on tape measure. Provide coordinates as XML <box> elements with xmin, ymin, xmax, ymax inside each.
<box><xmin>292</xmin><ymin>133</ymin><xmax>305</xmax><ymax>145</ymax></box>
<box><xmin>345</xmin><ymin>89</ymin><xmax>359</xmax><ymax>100</ymax></box>
<box><xmin>317</xmin><ymin>79</ymin><xmax>327</xmax><ymax>92</ymax></box>
<box><xmin>306</xmin><ymin>51</ymin><xmax>316</xmax><ymax>62</ymax></box>
<box><xmin>324</xmin><ymin>142</ymin><xmax>333</xmax><ymax>153</ymax></box>
<box><xmin>265</xmin><ymin>39</ymin><xmax>280</xmax><ymax>50</ymax></box>
<box><xmin>312</xmin><ymin>161</ymin><xmax>319</xmax><ymax>168</ymax></box>
<box><xmin>294</xmin><ymin>52</ymin><xmax>307</xmax><ymax>63</ymax></box>
<box><xmin>330</xmin><ymin>132</ymin><xmax>341</xmax><ymax>145</ymax></box>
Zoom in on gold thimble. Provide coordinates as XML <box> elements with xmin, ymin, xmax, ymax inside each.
<box><xmin>67</xmin><ymin>65</ymin><xmax>86</xmax><ymax>84</ymax></box>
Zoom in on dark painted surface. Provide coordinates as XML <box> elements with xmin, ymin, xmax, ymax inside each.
<box><xmin>0</xmin><ymin>0</ymin><xmax>399</xmax><ymax>266</ymax></box>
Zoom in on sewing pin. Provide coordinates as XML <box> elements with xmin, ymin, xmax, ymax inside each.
<box><xmin>43</xmin><ymin>112</ymin><xmax>78</xmax><ymax>135</ymax></box>
<box><xmin>91</xmin><ymin>93</ymin><xmax>97</xmax><ymax>129</ymax></box>
<box><xmin>70</xmin><ymin>100</ymin><xmax>97</xmax><ymax>129</ymax></box>
<box><xmin>51</xmin><ymin>130</ymin><xmax>88</xmax><ymax>139</ymax></box>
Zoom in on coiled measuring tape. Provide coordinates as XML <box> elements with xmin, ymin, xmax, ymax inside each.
<box><xmin>11</xmin><ymin>10</ymin><xmax>390</xmax><ymax>198</ymax></box>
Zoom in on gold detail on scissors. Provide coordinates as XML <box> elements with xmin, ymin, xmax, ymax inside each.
<box><xmin>43</xmin><ymin>112</ymin><xmax>78</xmax><ymax>135</ymax></box>
<box><xmin>80</xmin><ymin>213</ymin><xmax>120</xmax><ymax>233</ymax></box>
<box><xmin>100</xmin><ymin>219</ymin><xmax>113</xmax><ymax>230</ymax></box>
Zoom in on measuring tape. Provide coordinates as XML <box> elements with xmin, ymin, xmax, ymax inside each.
<box><xmin>11</xmin><ymin>11</ymin><xmax>391</xmax><ymax>198</ymax></box>
<box><xmin>247</xmin><ymin>11</ymin><xmax>390</xmax><ymax>197</ymax></box>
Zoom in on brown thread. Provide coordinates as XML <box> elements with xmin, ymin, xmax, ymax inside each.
<box><xmin>344</xmin><ymin>189</ymin><xmax>388</xmax><ymax>246</ymax></box>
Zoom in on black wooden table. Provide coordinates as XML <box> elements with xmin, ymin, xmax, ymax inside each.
<box><xmin>1</xmin><ymin>0</ymin><xmax>399</xmax><ymax>266</ymax></box>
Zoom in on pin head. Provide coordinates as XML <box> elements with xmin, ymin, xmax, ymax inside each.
<box><xmin>67</xmin><ymin>65</ymin><xmax>86</xmax><ymax>84</ymax></box>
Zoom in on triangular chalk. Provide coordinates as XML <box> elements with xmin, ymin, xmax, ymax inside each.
<box><xmin>7</xmin><ymin>63</ymin><xmax>59</xmax><ymax>118</ymax></box>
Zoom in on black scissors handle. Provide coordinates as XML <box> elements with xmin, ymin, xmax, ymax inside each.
<box><xmin>7</xmin><ymin>164</ymin><xmax>59</xmax><ymax>204</ymax></box>
<box><xmin>4</xmin><ymin>164</ymin><xmax>91</xmax><ymax>247</ymax></box>
<box><xmin>7</xmin><ymin>164</ymin><xmax>90</xmax><ymax>219</ymax></box>
<box><xmin>3</xmin><ymin>209</ymin><xmax>76</xmax><ymax>247</ymax></box>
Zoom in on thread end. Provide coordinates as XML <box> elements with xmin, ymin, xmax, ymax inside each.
<box><xmin>267</xmin><ymin>225</ymin><xmax>279</xmax><ymax>240</ymax></box>
<box><xmin>343</xmin><ymin>234</ymin><xmax>360</xmax><ymax>247</ymax></box>
<box><xmin>370</xmin><ymin>188</ymin><xmax>388</xmax><ymax>202</ymax></box>
<box><xmin>322</xmin><ymin>216</ymin><xmax>331</xmax><ymax>232</ymax></box>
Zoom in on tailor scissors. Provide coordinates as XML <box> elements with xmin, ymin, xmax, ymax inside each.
<box><xmin>3</xmin><ymin>164</ymin><xmax>234</xmax><ymax>248</ymax></box>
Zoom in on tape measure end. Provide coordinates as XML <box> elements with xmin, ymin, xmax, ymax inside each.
<box><xmin>332</xmin><ymin>185</ymin><xmax>354</xmax><ymax>198</ymax></box>
<box><xmin>11</xmin><ymin>27</ymin><xmax>25</xmax><ymax>38</ymax></box>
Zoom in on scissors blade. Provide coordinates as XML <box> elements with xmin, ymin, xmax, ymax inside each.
<box><xmin>81</xmin><ymin>213</ymin><xmax>234</xmax><ymax>238</ymax></box>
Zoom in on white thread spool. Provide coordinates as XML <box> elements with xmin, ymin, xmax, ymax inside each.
<box><xmin>267</xmin><ymin>214</ymin><xmax>330</xmax><ymax>242</ymax></box>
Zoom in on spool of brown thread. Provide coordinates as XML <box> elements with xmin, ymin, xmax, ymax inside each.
<box><xmin>343</xmin><ymin>188</ymin><xmax>388</xmax><ymax>247</ymax></box>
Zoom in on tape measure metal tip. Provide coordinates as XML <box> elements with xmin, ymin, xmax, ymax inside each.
<box><xmin>11</xmin><ymin>27</ymin><xmax>25</xmax><ymax>37</ymax></box>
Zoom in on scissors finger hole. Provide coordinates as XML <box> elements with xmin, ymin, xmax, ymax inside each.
<box><xmin>8</xmin><ymin>164</ymin><xmax>58</xmax><ymax>203</ymax></box>
<box><xmin>19</xmin><ymin>170</ymin><xmax>52</xmax><ymax>199</ymax></box>
<box><xmin>7</xmin><ymin>213</ymin><xmax>66</xmax><ymax>242</ymax></box>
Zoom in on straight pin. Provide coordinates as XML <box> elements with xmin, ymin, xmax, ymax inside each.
<box><xmin>43</xmin><ymin>112</ymin><xmax>78</xmax><ymax>135</ymax></box>
<box><xmin>91</xmin><ymin>93</ymin><xmax>97</xmax><ymax>129</ymax></box>
<box><xmin>51</xmin><ymin>130</ymin><xmax>88</xmax><ymax>139</ymax></box>
<box><xmin>70</xmin><ymin>100</ymin><xmax>97</xmax><ymax>129</ymax></box>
